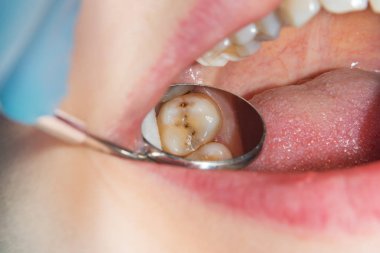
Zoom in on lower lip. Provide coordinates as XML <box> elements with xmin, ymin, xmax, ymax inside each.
<box><xmin>149</xmin><ymin>160</ymin><xmax>380</xmax><ymax>233</ymax></box>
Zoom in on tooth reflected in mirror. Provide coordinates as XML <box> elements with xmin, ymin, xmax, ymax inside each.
<box><xmin>157</xmin><ymin>93</ymin><xmax>223</xmax><ymax>157</ymax></box>
<box><xmin>141</xmin><ymin>84</ymin><xmax>265</xmax><ymax>164</ymax></box>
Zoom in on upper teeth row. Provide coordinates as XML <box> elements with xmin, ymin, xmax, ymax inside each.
<box><xmin>197</xmin><ymin>0</ymin><xmax>380</xmax><ymax>67</ymax></box>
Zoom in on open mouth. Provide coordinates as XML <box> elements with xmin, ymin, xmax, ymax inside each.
<box><xmin>111</xmin><ymin>0</ymin><xmax>380</xmax><ymax>233</ymax></box>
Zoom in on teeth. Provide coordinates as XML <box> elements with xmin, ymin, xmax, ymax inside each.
<box><xmin>197</xmin><ymin>38</ymin><xmax>231</xmax><ymax>67</ymax></box>
<box><xmin>255</xmin><ymin>13</ymin><xmax>282</xmax><ymax>41</ymax></box>
<box><xmin>141</xmin><ymin>109</ymin><xmax>162</xmax><ymax>149</ymax></box>
<box><xmin>157</xmin><ymin>93</ymin><xmax>222</xmax><ymax>156</ymax></box>
<box><xmin>230</xmin><ymin>23</ymin><xmax>258</xmax><ymax>45</ymax></box>
<box><xmin>320</xmin><ymin>0</ymin><xmax>368</xmax><ymax>13</ymax></box>
<box><xmin>197</xmin><ymin>0</ymin><xmax>375</xmax><ymax>68</ymax></box>
<box><xmin>278</xmin><ymin>0</ymin><xmax>321</xmax><ymax>27</ymax></box>
<box><xmin>196</xmin><ymin>55</ymin><xmax>229</xmax><ymax>67</ymax></box>
<box><xmin>370</xmin><ymin>0</ymin><xmax>380</xmax><ymax>12</ymax></box>
<box><xmin>235</xmin><ymin>40</ymin><xmax>261</xmax><ymax>57</ymax></box>
<box><xmin>186</xmin><ymin>142</ymin><xmax>232</xmax><ymax>161</ymax></box>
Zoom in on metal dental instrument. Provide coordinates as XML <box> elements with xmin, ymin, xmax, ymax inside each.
<box><xmin>36</xmin><ymin>84</ymin><xmax>266</xmax><ymax>170</ymax></box>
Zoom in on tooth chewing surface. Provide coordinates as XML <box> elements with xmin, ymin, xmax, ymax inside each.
<box><xmin>157</xmin><ymin>93</ymin><xmax>223</xmax><ymax>156</ymax></box>
<box><xmin>186</xmin><ymin>142</ymin><xmax>233</xmax><ymax>161</ymax></box>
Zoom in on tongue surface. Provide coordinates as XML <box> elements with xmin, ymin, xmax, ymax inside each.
<box><xmin>249</xmin><ymin>68</ymin><xmax>380</xmax><ymax>172</ymax></box>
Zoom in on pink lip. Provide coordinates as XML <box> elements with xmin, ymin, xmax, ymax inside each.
<box><xmin>151</xmin><ymin>160</ymin><xmax>380</xmax><ymax>233</ymax></box>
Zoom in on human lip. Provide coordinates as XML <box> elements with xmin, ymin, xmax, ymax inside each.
<box><xmin>112</xmin><ymin>0</ymin><xmax>380</xmax><ymax>233</ymax></box>
<box><xmin>153</xmin><ymin>160</ymin><xmax>380</xmax><ymax>233</ymax></box>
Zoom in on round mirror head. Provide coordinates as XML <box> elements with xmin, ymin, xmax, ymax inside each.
<box><xmin>141</xmin><ymin>84</ymin><xmax>265</xmax><ymax>170</ymax></box>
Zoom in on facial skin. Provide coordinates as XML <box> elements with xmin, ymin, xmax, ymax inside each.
<box><xmin>1</xmin><ymin>0</ymin><xmax>380</xmax><ymax>252</ymax></box>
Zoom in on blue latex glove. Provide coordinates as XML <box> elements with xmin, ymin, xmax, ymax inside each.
<box><xmin>0</xmin><ymin>0</ymin><xmax>80</xmax><ymax>124</ymax></box>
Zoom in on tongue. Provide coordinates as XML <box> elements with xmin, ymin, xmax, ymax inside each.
<box><xmin>249</xmin><ymin>68</ymin><xmax>380</xmax><ymax>172</ymax></box>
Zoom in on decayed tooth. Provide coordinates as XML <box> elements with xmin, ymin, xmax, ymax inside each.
<box><xmin>320</xmin><ymin>0</ymin><xmax>368</xmax><ymax>13</ymax></box>
<box><xmin>255</xmin><ymin>13</ymin><xmax>282</xmax><ymax>41</ymax></box>
<box><xmin>197</xmin><ymin>38</ymin><xmax>231</xmax><ymax>67</ymax></box>
<box><xmin>278</xmin><ymin>0</ymin><xmax>321</xmax><ymax>27</ymax></box>
<box><xmin>186</xmin><ymin>142</ymin><xmax>232</xmax><ymax>161</ymax></box>
<box><xmin>370</xmin><ymin>0</ymin><xmax>380</xmax><ymax>12</ymax></box>
<box><xmin>230</xmin><ymin>23</ymin><xmax>258</xmax><ymax>45</ymax></box>
<box><xmin>157</xmin><ymin>93</ymin><xmax>222</xmax><ymax>156</ymax></box>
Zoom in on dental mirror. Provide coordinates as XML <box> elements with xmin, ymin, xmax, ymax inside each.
<box><xmin>141</xmin><ymin>84</ymin><xmax>266</xmax><ymax>170</ymax></box>
<box><xmin>36</xmin><ymin>84</ymin><xmax>265</xmax><ymax>171</ymax></box>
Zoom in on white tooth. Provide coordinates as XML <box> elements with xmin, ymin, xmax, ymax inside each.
<box><xmin>235</xmin><ymin>40</ymin><xmax>261</xmax><ymax>57</ymax></box>
<box><xmin>369</xmin><ymin>0</ymin><xmax>380</xmax><ymax>12</ymax></box>
<box><xmin>255</xmin><ymin>13</ymin><xmax>282</xmax><ymax>41</ymax></box>
<box><xmin>209</xmin><ymin>37</ymin><xmax>232</xmax><ymax>53</ymax></box>
<box><xmin>219</xmin><ymin>46</ymin><xmax>243</xmax><ymax>62</ymax></box>
<box><xmin>221</xmin><ymin>52</ymin><xmax>242</xmax><ymax>62</ymax></box>
<box><xmin>230</xmin><ymin>23</ymin><xmax>258</xmax><ymax>45</ymax></box>
<box><xmin>141</xmin><ymin>109</ymin><xmax>162</xmax><ymax>149</ymax></box>
<box><xmin>197</xmin><ymin>55</ymin><xmax>229</xmax><ymax>67</ymax></box>
<box><xmin>161</xmin><ymin>85</ymin><xmax>193</xmax><ymax>103</ymax></box>
<box><xmin>157</xmin><ymin>93</ymin><xmax>222</xmax><ymax>156</ymax></box>
<box><xmin>320</xmin><ymin>0</ymin><xmax>368</xmax><ymax>13</ymax></box>
<box><xmin>186</xmin><ymin>142</ymin><xmax>232</xmax><ymax>161</ymax></box>
<box><xmin>278</xmin><ymin>0</ymin><xmax>321</xmax><ymax>27</ymax></box>
<box><xmin>197</xmin><ymin>38</ymin><xmax>231</xmax><ymax>66</ymax></box>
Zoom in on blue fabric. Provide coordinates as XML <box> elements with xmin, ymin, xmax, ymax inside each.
<box><xmin>0</xmin><ymin>0</ymin><xmax>80</xmax><ymax>124</ymax></box>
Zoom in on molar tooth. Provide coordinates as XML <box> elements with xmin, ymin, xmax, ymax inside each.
<box><xmin>197</xmin><ymin>38</ymin><xmax>231</xmax><ymax>67</ymax></box>
<box><xmin>220</xmin><ymin>46</ymin><xmax>243</xmax><ymax>62</ymax></box>
<box><xmin>157</xmin><ymin>93</ymin><xmax>222</xmax><ymax>156</ymax></box>
<box><xmin>141</xmin><ymin>109</ymin><xmax>162</xmax><ymax>149</ymax></box>
<box><xmin>320</xmin><ymin>0</ymin><xmax>368</xmax><ymax>13</ymax></box>
<box><xmin>186</xmin><ymin>142</ymin><xmax>232</xmax><ymax>161</ymax></box>
<box><xmin>230</xmin><ymin>23</ymin><xmax>258</xmax><ymax>45</ymax></box>
<box><xmin>278</xmin><ymin>0</ymin><xmax>321</xmax><ymax>27</ymax></box>
<box><xmin>221</xmin><ymin>52</ymin><xmax>241</xmax><ymax>62</ymax></box>
<box><xmin>255</xmin><ymin>13</ymin><xmax>282</xmax><ymax>41</ymax></box>
<box><xmin>197</xmin><ymin>55</ymin><xmax>229</xmax><ymax>67</ymax></box>
<box><xmin>369</xmin><ymin>0</ymin><xmax>380</xmax><ymax>12</ymax></box>
<box><xmin>235</xmin><ymin>40</ymin><xmax>261</xmax><ymax>57</ymax></box>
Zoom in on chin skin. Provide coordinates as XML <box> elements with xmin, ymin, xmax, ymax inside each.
<box><xmin>1</xmin><ymin>1</ymin><xmax>380</xmax><ymax>253</ymax></box>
